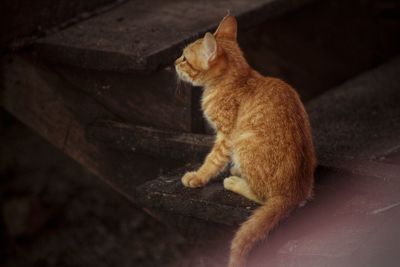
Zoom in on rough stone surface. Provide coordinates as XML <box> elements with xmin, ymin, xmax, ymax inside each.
<box><xmin>35</xmin><ymin>0</ymin><xmax>315</xmax><ymax>72</ymax></box>
<box><xmin>308</xmin><ymin>56</ymin><xmax>400</xmax><ymax>165</ymax></box>
<box><xmin>380</xmin><ymin>146</ymin><xmax>400</xmax><ymax>165</ymax></box>
<box><xmin>0</xmin><ymin>0</ymin><xmax>116</xmax><ymax>47</ymax></box>
<box><xmin>136</xmin><ymin>164</ymin><xmax>259</xmax><ymax>226</ymax></box>
<box><xmin>88</xmin><ymin>120</ymin><xmax>213</xmax><ymax>161</ymax></box>
<box><xmin>249</xmin><ymin>167</ymin><xmax>400</xmax><ymax>267</ymax></box>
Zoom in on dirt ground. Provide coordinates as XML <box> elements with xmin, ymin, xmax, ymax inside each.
<box><xmin>0</xmin><ymin>109</ymin><xmax>187</xmax><ymax>267</ymax></box>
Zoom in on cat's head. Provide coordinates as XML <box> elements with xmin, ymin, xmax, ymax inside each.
<box><xmin>175</xmin><ymin>15</ymin><xmax>246</xmax><ymax>87</ymax></box>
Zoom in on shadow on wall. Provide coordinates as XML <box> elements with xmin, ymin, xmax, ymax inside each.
<box><xmin>240</xmin><ymin>0</ymin><xmax>400</xmax><ymax>101</ymax></box>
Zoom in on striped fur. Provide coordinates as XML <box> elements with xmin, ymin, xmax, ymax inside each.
<box><xmin>175</xmin><ymin>15</ymin><xmax>316</xmax><ymax>267</ymax></box>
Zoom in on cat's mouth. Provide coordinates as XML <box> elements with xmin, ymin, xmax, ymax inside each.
<box><xmin>175</xmin><ymin>67</ymin><xmax>193</xmax><ymax>84</ymax></box>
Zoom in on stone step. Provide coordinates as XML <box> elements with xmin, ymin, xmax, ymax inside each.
<box><xmin>1</xmin><ymin>0</ymin><xmax>116</xmax><ymax>48</ymax></box>
<box><xmin>86</xmin><ymin>120</ymin><xmax>213</xmax><ymax>161</ymax></box>
<box><xmin>134</xmin><ymin>55</ymin><xmax>400</xmax><ymax>229</ymax></box>
<box><xmin>135</xmin><ymin>165</ymin><xmax>259</xmax><ymax>226</ymax></box>
<box><xmin>307</xmin><ymin>56</ymin><xmax>400</xmax><ymax>166</ymax></box>
<box><xmin>34</xmin><ymin>0</ymin><xmax>315</xmax><ymax>72</ymax></box>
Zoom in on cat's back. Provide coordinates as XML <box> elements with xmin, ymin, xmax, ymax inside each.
<box><xmin>254</xmin><ymin>75</ymin><xmax>300</xmax><ymax>107</ymax></box>
<box><xmin>235</xmin><ymin>73</ymin><xmax>316</xmax><ymax>179</ymax></box>
<box><xmin>240</xmin><ymin>74</ymin><xmax>306</xmax><ymax>126</ymax></box>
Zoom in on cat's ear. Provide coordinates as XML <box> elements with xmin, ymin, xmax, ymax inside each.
<box><xmin>214</xmin><ymin>15</ymin><xmax>237</xmax><ymax>40</ymax></box>
<box><xmin>202</xmin><ymin>32</ymin><xmax>217</xmax><ymax>63</ymax></box>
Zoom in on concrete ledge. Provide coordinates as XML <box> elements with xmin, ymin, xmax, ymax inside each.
<box><xmin>308</xmin><ymin>56</ymin><xmax>400</xmax><ymax>165</ymax></box>
<box><xmin>135</xmin><ymin>165</ymin><xmax>258</xmax><ymax>226</ymax></box>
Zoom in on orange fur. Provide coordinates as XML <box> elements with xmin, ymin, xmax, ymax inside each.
<box><xmin>175</xmin><ymin>15</ymin><xmax>316</xmax><ymax>267</ymax></box>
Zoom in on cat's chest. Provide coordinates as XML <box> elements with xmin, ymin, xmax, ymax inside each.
<box><xmin>203</xmin><ymin>109</ymin><xmax>219</xmax><ymax>132</ymax></box>
<box><xmin>201</xmin><ymin>98</ymin><xmax>219</xmax><ymax>129</ymax></box>
<box><xmin>201</xmin><ymin>90</ymin><xmax>236</xmax><ymax>132</ymax></box>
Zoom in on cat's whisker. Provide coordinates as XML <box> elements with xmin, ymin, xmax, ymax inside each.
<box><xmin>175</xmin><ymin>72</ymin><xmax>190</xmax><ymax>99</ymax></box>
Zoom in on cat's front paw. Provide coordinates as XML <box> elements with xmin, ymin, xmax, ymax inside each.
<box><xmin>182</xmin><ymin>171</ymin><xmax>207</xmax><ymax>188</ymax></box>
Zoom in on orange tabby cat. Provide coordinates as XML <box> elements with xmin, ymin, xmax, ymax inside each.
<box><xmin>175</xmin><ymin>15</ymin><xmax>316</xmax><ymax>267</ymax></box>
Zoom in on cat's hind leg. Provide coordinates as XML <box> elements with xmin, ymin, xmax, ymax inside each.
<box><xmin>230</xmin><ymin>166</ymin><xmax>241</xmax><ymax>176</ymax></box>
<box><xmin>223</xmin><ymin>176</ymin><xmax>263</xmax><ymax>204</ymax></box>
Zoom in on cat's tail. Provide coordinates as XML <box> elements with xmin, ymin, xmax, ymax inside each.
<box><xmin>228</xmin><ymin>195</ymin><xmax>296</xmax><ymax>267</ymax></box>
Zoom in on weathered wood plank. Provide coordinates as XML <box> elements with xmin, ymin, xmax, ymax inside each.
<box><xmin>87</xmin><ymin>120</ymin><xmax>213</xmax><ymax>161</ymax></box>
<box><xmin>34</xmin><ymin>0</ymin><xmax>316</xmax><ymax>72</ymax></box>
<box><xmin>0</xmin><ymin>0</ymin><xmax>115</xmax><ymax>48</ymax></box>
<box><xmin>307</xmin><ymin>56</ymin><xmax>400</xmax><ymax>165</ymax></box>
<box><xmin>50</xmin><ymin>63</ymin><xmax>197</xmax><ymax>132</ymax></box>
<box><xmin>0</xmin><ymin>53</ymin><xmax>181</xmax><ymax>202</ymax></box>
<box><xmin>135</xmin><ymin>165</ymin><xmax>259</xmax><ymax>226</ymax></box>
<box><xmin>29</xmin><ymin>0</ymin><xmax>400</xmax><ymax>135</ymax></box>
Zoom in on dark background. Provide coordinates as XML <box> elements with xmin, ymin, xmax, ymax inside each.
<box><xmin>0</xmin><ymin>109</ymin><xmax>185</xmax><ymax>266</ymax></box>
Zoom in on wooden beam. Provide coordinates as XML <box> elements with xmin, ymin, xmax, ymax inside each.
<box><xmin>0</xmin><ymin>53</ymin><xmax>181</xmax><ymax>202</ymax></box>
<box><xmin>87</xmin><ymin>120</ymin><xmax>213</xmax><ymax>162</ymax></box>
<box><xmin>53</xmin><ymin>64</ymin><xmax>197</xmax><ymax>132</ymax></box>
